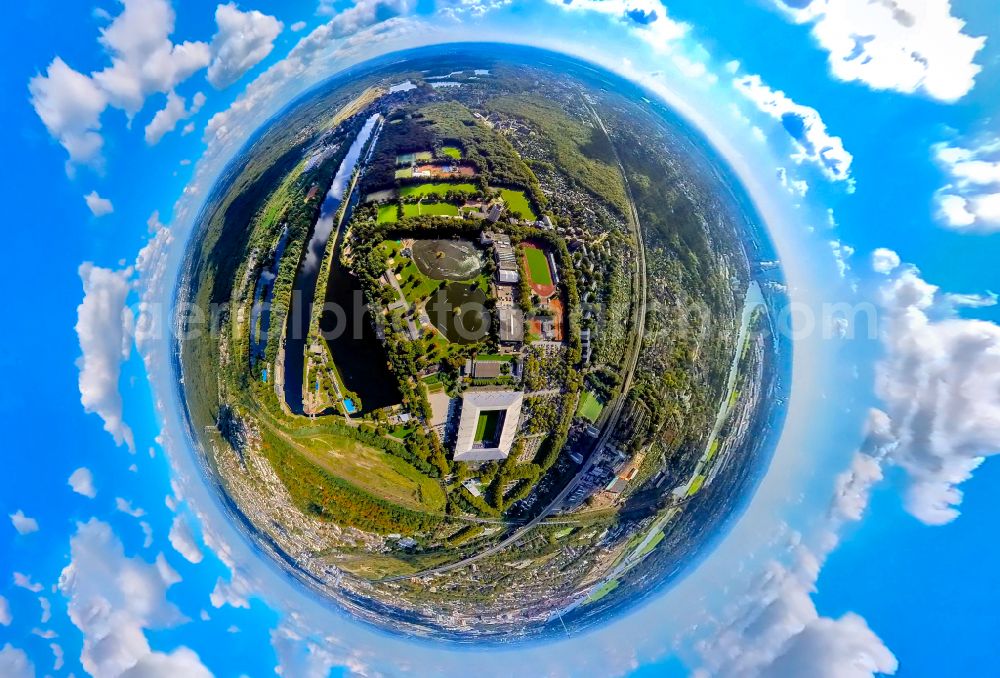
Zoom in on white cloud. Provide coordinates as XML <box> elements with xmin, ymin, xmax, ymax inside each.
<box><xmin>734</xmin><ymin>74</ymin><xmax>853</xmax><ymax>185</ymax></box>
<box><xmin>774</xmin><ymin>0</ymin><xmax>985</xmax><ymax>102</ymax></box>
<box><xmin>290</xmin><ymin>20</ymin><xmax>307</xmax><ymax>32</ymax></box>
<box><xmin>29</xmin><ymin>58</ymin><xmax>108</xmax><ymax>170</ymax></box>
<box><xmin>144</xmin><ymin>90</ymin><xmax>205</xmax><ymax>145</ymax></box>
<box><xmin>85</xmin><ymin>190</ymin><xmax>115</xmax><ymax>216</ymax></box>
<box><xmin>29</xmin><ymin>0</ymin><xmax>273</xmax><ymax>167</ymax></box>
<box><xmin>116</xmin><ymin>497</ymin><xmax>146</xmax><ymax>518</ymax></box>
<box><xmin>91</xmin><ymin>0</ymin><xmax>210</xmax><ymax>115</ymax></box>
<box><xmin>9</xmin><ymin>510</ymin><xmax>39</xmax><ymax>535</ymax></box>
<box><xmin>777</xmin><ymin>166</ymin><xmax>809</xmax><ymax>197</ymax></box>
<box><xmin>0</xmin><ymin>596</ymin><xmax>10</xmax><ymax>626</ymax></box>
<box><xmin>168</xmin><ymin>514</ymin><xmax>204</xmax><ymax>563</ymax></box>
<box><xmin>39</xmin><ymin>597</ymin><xmax>52</xmax><ymax>624</ymax></box>
<box><xmin>870</xmin><ymin>248</ymin><xmax>900</xmax><ymax>275</ymax></box>
<box><xmin>210</xmin><ymin>575</ymin><xmax>252</xmax><ymax>609</ymax></box>
<box><xmin>932</xmin><ymin>139</ymin><xmax>1000</xmax><ymax>233</ymax></box>
<box><xmin>944</xmin><ymin>291</ymin><xmax>998</xmax><ymax>309</ymax></box>
<box><xmin>828</xmin><ymin>240</ymin><xmax>854</xmax><ymax>278</ymax></box>
<box><xmin>697</xmin><ymin>409</ymin><xmax>897</xmax><ymax>677</ymax></box>
<box><xmin>119</xmin><ymin>647</ymin><xmax>213</xmax><ymax>677</ymax></box>
<box><xmin>869</xmin><ymin>259</ymin><xmax>1000</xmax><ymax>524</ymax></box>
<box><xmin>76</xmin><ymin>263</ymin><xmax>135</xmax><ymax>451</ymax></box>
<box><xmin>0</xmin><ymin>645</ymin><xmax>33</xmax><ymax>678</ymax></box>
<box><xmin>60</xmin><ymin>519</ymin><xmax>209</xmax><ymax>677</ymax></box>
<box><xmin>69</xmin><ymin>467</ymin><xmax>97</xmax><ymax>498</ymax></box>
<box><xmin>207</xmin><ymin>3</ymin><xmax>283</xmax><ymax>89</ymax></box>
<box><xmin>13</xmin><ymin>573</ymin><xmax>43</xmax><ymax>593</ymax></box>
<box><xmin>51</xmin><ymin>643</ymin><xmax>64</xmax><ymax>672</ymax></box>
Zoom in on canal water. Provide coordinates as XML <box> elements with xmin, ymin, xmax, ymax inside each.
<box><xmin>283</xmin><ymin>114</ymin><xmax>381</xmax><ymax>414</ymax></box>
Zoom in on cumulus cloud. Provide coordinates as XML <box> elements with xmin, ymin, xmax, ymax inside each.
<box><xmin>29</xmin><ymin>58</ymin><xmax>108</xmax><ymax>169</ymax></box>
<box><xmin>144</xmin><ymin>90</ymin><xmax>205</xmax><ymax>145</ymax></box>
<box><xmin>116</xmin><ymin>497</ymin><xmax>146</xmax><ymax>518</ymax></box>
<box><xmin>85</xmin><ymin>190</ymin><xmax>115</xmax><ymax>216</ymax></box>
<box><xmin>60</xmin><ymin>519</ymin><xmax>209</xmax><ymax>677</ymax></box>
<box><xmin>869</xmin><ymin>256</ymin><xmax>1000</xmax><ymax>524</ymax></box>
<box><xmin>734</xmin><ymin>75</ymin><xmax>852</xmax><ymax>185</ymax></box>
<box><xmin>168</xmin><ymin>514</ymin><xmax>204</xmax><ymax>563</ymax></box>
<box><xmin>777</xmin><ymin>166</ymin><xmax>809</xmax><ymax>197</ymax></box>
<box><xmin>698</xmin><ymin>410</ymin><xmax>897</xmax><ymax>677</ymax></box>
<box><xmin>774</xmin><ymin>0</ymin><xmax>985</xmax><ymax>102</ymax></box>
<box><xmin>932</xmin><ymin>139</ymin><xmax>1000</xmax><ymax>232</ymax></box>
<box><xmin>828</xmin><ymin>240</ymin><xmax>854</xmax><ymax>278</ymax></box>
<box><xmin>0</xmin><ymin>596</ymin><xmax>10</xmax><ymax>626</ymax></box>
<box><xmin>13</xmin><ymin>573</ymin><xmax>43</xmax><ymax>593</ymax></box>
<box><xmin>91</xmin><ymin>0</ymin><xmax>210</xmax><ymax>115</ymax></box>
<box><xmin>76</xmin><ymin>263</ymin><xmax>135</xmax><ymax>451</ymax></box>
<box><xmin>0</xmin><ymin>645</ymin><xmax>33</xmax><ymax>678</ymax></box>
<box><xmin>548</xmin><ymin>0</ymin><xmax>688</xmax><ymax>51</ymax></box>
<box><xmin>9</xmin><ymin>510</ymin><xmax>39</xmax><ymax>535</ymax></box>
<box><xmin>207</xmin><ymin>3</ymin><xmax>283</xmax><ymax>89</ymax></box>
<box><xmin>69</xmin><ymin>467</ymin><xmax>97</xmax><ymax>498</ymax></box>
<box><xmin>870</xmin><ymin>248</ymin><xmax>900</xmax><ymax>274</ymax></box>
<box><xmin>290</xmin><ymin>20</ymin><xmax>307</xmax><ymax>32</ymax></box>
<box><xmin>29</xmin><ymin>0</ymin><xmax>276</xmax><ymax>167</ymax></box>
<box><xmin>210</xmin><ymin>575</ymin><xmax>252</xmax><ymax>609</ymax></box>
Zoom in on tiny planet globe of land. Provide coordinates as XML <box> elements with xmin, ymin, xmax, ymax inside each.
<box><xmin>176</xmin><ymin>43</ymin><xmax>788</xmax><ymax>642</ymax></box>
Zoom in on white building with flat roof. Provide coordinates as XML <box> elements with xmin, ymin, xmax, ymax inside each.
<box><xmin>453</xmin><ymin>390</ymin><xmax>523</xmax><ymax>462</ymax></box>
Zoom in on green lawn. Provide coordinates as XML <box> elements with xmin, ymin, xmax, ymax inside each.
<box><xmin>289</xmin><ymin>430</ymin><xmax>446</xmax><ymax>512</ymax></box>
<box><xmin>399</xmin><ymin>201</ymin><xmax>460</xmax><ymax>218</ymax></box>
<box><xmin>524</xmin><ymin>246</ymin><xmax>553</xmax><ymax>286</ymax></box>
<box><xmin>500</xmin><ymin>188</ymin><xmax>537</xmax><ymax>221</ymax></box>
<box><xmin>577</xmin><ymin>391</ymin><xmax>604</xmax><ymax>422</ymax></box>
<box><xmin>687</xmin><ymin>474</ymin><xmax>706</xmax><ymax>496</ymax></box>
<box><xmin>635</xmin><ymin>530</ymin><xmax>665</xmax><ymax>558</ymax></box>
<box><xmin>475</xmin><ymin>410</ymin><xmax>502</xmax><ymax>443</ymax></box>
<box><xmin>583</xmin><ymin>579</ymin><xmax>620</xmax><ymax>605</ymax></box>
<box><xmin>377</xmin><ymin>204</ymin><xmax>398</xmax><ymax>223</ymax></box>
<box><xmin>399</xmin><ymin>182</ymin><xmax>477</xmax><ymax>198</ymax></box>
<box><xmin>394</xmin><ymin>168</ymin><xmax>413</xmax><ymax>179</ymax></box>
<box><xmin>441</xmin><ymin>145</ymin><xmax>462</xmax><ymax>159</ymax></box>
<box><xmin>705</xmin><ymin>438</ymin><xmax>720</xmax><ymax>462</ymax></box>
<box><xmin>419</xmin><ymin>202</ymin><xmax>460</xmax><ymax>216</ymax></box>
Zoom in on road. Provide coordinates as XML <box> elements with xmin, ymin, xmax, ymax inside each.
<box><xmin>375</xmin><ymin>102</ymin><xmax>649</xmax><ymax>584</ymax></box>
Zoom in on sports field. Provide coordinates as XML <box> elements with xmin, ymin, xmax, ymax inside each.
<box><xmin>524</xmin><ymin>245</ymin><xmax>553</xmax><ymax>286</ymax></box>
<box><xmin>399</xmin><ymin>182</ymin><xmax>477</xmax><ymax>198</ymax></box>
<box><xmin>500</xmin><ymin>188</ymin><xmax>537</xmax><ymax>220</ymax></box>
<box><xmin>442</xmin><ymin>145</ymin><xmax>462</xmax><ymax>159</ymax></box>
<box><xmin>475</xmin><ymin>410</ymin><xmax>502</xmax><ymax>443</ymax></box>
<box><xmin>577</xmin><ymin>391</ymin><xmax>604</xmax><ymax>422</ymax></box>
<box><xmin>400</xmin><ymin>202</ymin><xmax>460</xmax><ymax>218</ymax></box>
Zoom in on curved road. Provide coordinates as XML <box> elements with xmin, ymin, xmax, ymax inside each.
<box><xmin>375</xmin><ymin>102</ymin><xmax>649</xmax><ymax>584</ymax></box>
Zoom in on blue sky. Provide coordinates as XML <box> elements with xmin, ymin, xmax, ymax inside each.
<box><xmin>2</xmin><ymin>0</ymin><xmax>1000</xmax><ymax>676</ymax></box>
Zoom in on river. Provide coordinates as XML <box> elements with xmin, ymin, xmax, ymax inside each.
<box><xmin>283</xmin><ymin>114</ymin><xmax>380</xmax><ymax>414</ymax></box>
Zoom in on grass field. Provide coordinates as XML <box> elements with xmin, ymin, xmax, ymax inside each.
<box><xmin>394</xmin><ymin>168</ymin><xmax>413</xmax><ymax>179</ymax></box>
<box><xmin>583</xmin><ymin>578</ymin><xmax>620</xmax><ymax>605</ymax></box>
<box><xmin>705</xmin><ymin>438</ymin><xmax>720</xmax><ymax>462</ymax></box>
<box><xmin>577</xmin><ymin>391</ymin><xmax>604</xmax><ymax>422</ymax></box>
<box><xmin>442</xmin><ymin>145</ymin><xmax>462</xmax><ymax>159</ymax></box>
<box><xmin>524</xmin><ymin>245</ymin><xmax>553</xmax><ymax>286</ymax></box>
<box><xmin>287</xmin><ymin>430</ymin><xmax>446</xmax><ymax>512</ymax></box>
<box><xmin>687</xmin><ymin>474</ymin><xmax>706</xmax><ymax>496</ymax></box>
<box><xmin>377</xmin><ymin>204</ymin><xmax>398</xmax><ymax>223</ymax></box>
<box><xmin>399</xmin><ymin>182</ymin><xmax>477</xmax><ymax>198</ymax></box>
<box><xmin>399</xmin><ymin>202</ymin><xmax>461</xmax><ymax>218</ymax></box>
<box><xmin>500</xmin><ymin>188</ymin><xmax>537</xmax><ymax>220</ymax></box>
<box><xmin>635</xmin><ymin>530</ymin><xmax>665</xmax><ymax>558</ymax></box>
<box><xmin>475</xmin><ymin>410</ymin><xmax>502</xmax><ymax>443</ymax></box>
